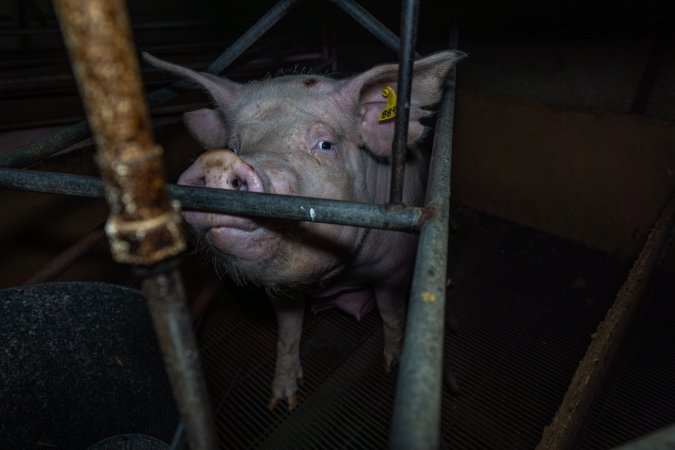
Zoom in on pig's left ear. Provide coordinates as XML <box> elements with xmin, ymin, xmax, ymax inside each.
<box><xmin>339</xmin><ymin>51</ymin><xmax>464</xmax><ymax>157</ymax></box>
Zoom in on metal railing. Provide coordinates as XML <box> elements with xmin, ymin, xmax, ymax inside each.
<box><xmin>0</xmin><ymin>1</ymin><xmax>459</xmax><ymax>448</ymax></box>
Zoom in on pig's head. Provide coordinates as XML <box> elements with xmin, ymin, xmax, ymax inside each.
<box><xmin>144</xmin><ymin>51</ymin><xmax>461</xmax><ymax>288</ymax></box>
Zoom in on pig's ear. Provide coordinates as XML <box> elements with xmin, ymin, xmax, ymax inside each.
<box><xmin>142</xmin><ymin>52</ymin><xmax>240</xmax><ymax>107</ymax></box>
<box><xmin>183</xmin><ymin>108</ymin><xmax>227</xmax><ymax>149</ymax></box>
<box><xmin>339</xmin><ymin>51</ymin><xmax>464</xmax><ymax>157</ymax></box>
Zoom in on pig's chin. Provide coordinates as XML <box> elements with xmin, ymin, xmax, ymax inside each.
<box><xmin>205</xmin><ymin>225</ymin><xmax>279</xmax><ymax>262</ymax></box>
<box><xmin>201</xmin><ymin>220</ymin><xmax>360</xmax><ymax>288</ymax></box>
<box><xmin>184</xmin><ymin>211</ymin><xmax>278</xmax><ymax>261</ymax></box>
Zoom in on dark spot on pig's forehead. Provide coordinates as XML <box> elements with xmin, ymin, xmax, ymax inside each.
<box><xmin>303</xmin><ymin>78</ymin><xmax>319</xmax><ymax>87</ymax></box>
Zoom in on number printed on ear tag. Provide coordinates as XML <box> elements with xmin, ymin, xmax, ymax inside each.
<box><xmin>378</xmin><ymin>86</ymin><xmax>398</xmax><ymax>122</ymax></box>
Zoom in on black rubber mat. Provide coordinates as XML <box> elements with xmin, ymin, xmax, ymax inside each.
<box><xmin>197</xmin><ymin>208</ymin><xmax>673</xmax><ymax>449</ymax></box>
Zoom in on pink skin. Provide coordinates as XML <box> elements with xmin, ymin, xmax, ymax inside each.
<box><xmin>145</xmin><ymin>50</ymin><xmax>462</xmax><ymax>410</ymax></box>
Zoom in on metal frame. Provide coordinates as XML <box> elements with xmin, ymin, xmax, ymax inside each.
<box><xmin>0</xmin><ymin>0</ymin><xmax>458</xmax><ymax>448</ymax></box>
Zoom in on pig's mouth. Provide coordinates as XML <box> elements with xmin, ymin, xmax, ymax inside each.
<box><xmin>183</xmin><ymin>211</ymin><xmax>260</xmax><ymax>233</ymax></box>
<box><xmin>184</xmin><ymin>210</ymin><xmax>281</xmax><ymax>263</ymax></box>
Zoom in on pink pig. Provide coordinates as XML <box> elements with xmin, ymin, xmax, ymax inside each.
<box><xmin>144</xmin><ymin>51</ymin><xmax>461</xmax><ymax>410</ymax></box>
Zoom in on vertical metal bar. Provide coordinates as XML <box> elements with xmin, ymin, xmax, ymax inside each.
<box><xmin>329</xmin><ymin>0</ymin><xmax>419</xmax><ymax>57</ymax></box>
<box><xmin>52</xmin><ymin>1</ymin><xmax>216</xmax><ymax>449</ymax></box>
<box><xmin>140</xmin><ymin>265</ymin><xmax>216</xmax><ymax>450</ymax></box>
<box><xmin>389</xmin><ymin>0</ymin><xmax>419</xmax><ymax>204</ymax></box>
<box><xmin>390</xmin><ymin>47</ymin><xmax>458</xmax><ymax>450</ymax></box>
<box><xmin>0</xmin><ymin>0</ymin><xmax>302</xmax><ymax>169</ymax></box>
<box><xmin>536</xmin><ymin>189</ymin><xmax>675</xmax><ymax>450</ymax></box>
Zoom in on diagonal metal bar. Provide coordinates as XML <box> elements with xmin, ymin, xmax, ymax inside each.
<box><xmin>536</xmin><ymin>188</ymin><xmax>675</xmax><ymax>450</ymax></box>
<box><xmin>147</xmin><ymin>0</ymin><xmax>303</xmax><ymax>107</ymax></box>
<box><xmin>390</xmin><ymin>49</ymin><xmax>459</xmax><ymax>450</ymax></box>
<box><xmin>389</xmin><ymin>0</ymin><xmax>420</xmax><ymax>204</ymax></box>
<box><xmin>0</xmin><ymin>0</ymin><xmax>302</xmax><ymax>169</ymax></box>
<box><xmin>19</xmin><ymin>225</ymin><xmax>105</xmax><ymax>285</ymax></box>
<box><xmin>328</xmin><ymin>0</ymin><xmax>420</xmax><ymax>57</ymax></box>
<box><xmin>0</xmin><ymin>169</ymin><xmax>429</xmax><ymax>231</ymax></box>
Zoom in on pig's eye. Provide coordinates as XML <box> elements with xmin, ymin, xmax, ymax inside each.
<box><xmin>317</xmin><ymin>140</ymin><xmax>336</xmax><ymax>151</ymax></box>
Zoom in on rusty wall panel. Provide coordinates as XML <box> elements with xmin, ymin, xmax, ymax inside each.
<box><xmin>452</xmin><ymin>90</ymin><xmax>675</xmax><ymax>257</ymax></box>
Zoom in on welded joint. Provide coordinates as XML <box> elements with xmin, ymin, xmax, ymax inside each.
<box><xmin>105</xmin><ymin>201</ymin><xmax>184</xmax><ymax>265</ymax></box>
<box><xmin>96</xmin><ymin>144</ymin><xmax>186</xmax><ymax>264</ymax></box>
<box><xmin>415</xmin><ymin>206</ymin><xmax>438</xmax><ymax>226</ymax></box>
<box><xmin>97</xmin><ymin>147</ymin><xmax>187</xmax><ymax>265</ymax></box>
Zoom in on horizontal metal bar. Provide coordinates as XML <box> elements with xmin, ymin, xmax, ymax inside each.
<box><xmin>0</xmin><ymin>169</ymin><xmax>428</xmax><ymax>231</ymax></box>
<box><xmin>329</xmin><ymin>0</ymin><xmax>420</xmax><ymax>57</ymax></box>
<box><xmin>390</xmin><ymin>51</ymin><xmax>459</xmax><ymax>449</ymax></box>
<box><xmin>0</xmin><ymin>0</ymin><xmax>302</xmax><ymax>169</ymax></box>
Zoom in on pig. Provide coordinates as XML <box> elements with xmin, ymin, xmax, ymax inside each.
<box><xmin>143</xmin><ymin>50</ymin><xmax>461</xmax><ymax>410</ymax></box>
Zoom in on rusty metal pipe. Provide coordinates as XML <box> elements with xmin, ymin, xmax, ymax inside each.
<box><xmin>52</xmin><ymin>1</ymin><xmax>184</xmax><ymax>264</ymax></box>
<box><xmin>536</xmin><ymin>188</ymin><xmax>675</xmax><ymax>450</ymax></box>
<box><xmin>52</xmin><ymin>1</ymin><xmax>216</xmax><ymax>448</ymax></box>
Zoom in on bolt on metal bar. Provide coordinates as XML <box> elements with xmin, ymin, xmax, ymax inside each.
<box><xmin>52</xmin><ymin>1</ymin><xmax>216</xmax><ymax>449</ymax></box>
<box><xmin>389</xmin><ymin>0</ymin><xmax>420</xmax><ymax>205</ymax></box>
<box><xmin>536</xmin><ymin>189</ymin><xmax>675</xmax><ymax>450</ymax></box>
<box><xmin>328</xmin><ymin>0</ymin><xmax>420</xmax><ymax>57</ymax></box>
<box><xmin>390</xmin><ymin>50</ymin><xmax>459</xmax><ymax>450</ymax></box>
<box><xmin>0</xmin><ymin>169</ymin><xmax>428</xmax><ymax>232</ymax></box>
<box><xmin>0</xmin><ymin>0</ymin><xmax>301</xmax><ymax>169</ymax></box>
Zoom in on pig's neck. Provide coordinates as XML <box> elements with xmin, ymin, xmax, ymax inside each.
<box><xmin>364</xmin><ymin>142</ymin><xmax>429</xmax><ymax>208</ymax></box>
<box><xmin>342</xmin><ymin>142</ymin><xmax>429</xmax><ymax>284</ymax></box>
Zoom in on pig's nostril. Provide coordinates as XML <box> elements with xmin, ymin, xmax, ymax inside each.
<box><xmin>231</xmin><ymin>177</ymin><xmax>248</xmax><ymax>191</ymax></box>
<box><xmin>178</xmin><ymin>174</ymin><xmax>205</xmax><ymax>187</ymax></box>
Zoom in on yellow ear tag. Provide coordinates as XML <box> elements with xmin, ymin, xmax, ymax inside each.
<box><xmin>378</xmin><ymin>86</ymin><xmax>397</xmax><ymax>122</ymax></box>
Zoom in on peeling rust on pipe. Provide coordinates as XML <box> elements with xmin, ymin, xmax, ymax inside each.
<box><xmin>53</xmin><ymin>0</ymin><xmax>184</xmax><ymax>265</ymax></box>
<box><xmin>53</xmin><ymin>2</ymin><xmax>216</xmax><ymax>449</ymax></box>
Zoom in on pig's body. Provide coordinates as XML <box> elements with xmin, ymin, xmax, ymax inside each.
<box><xmin>145</xmin><ymin>51</ymin><xmax>461</xmax><ymax>409</ymax></box>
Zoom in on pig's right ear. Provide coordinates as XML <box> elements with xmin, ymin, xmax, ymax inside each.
<box><xmin>183</xmin><ymin>108</ymin><xmax>227</xmax><ymax>149</ymax></box>
<box><xmin>337</xmin><ymin>51</ymin><xmax>463</xmax><ymax>157</ymax></box>
<box><xmin>142</xmin><ymin>52</ymin><xmax>240</xmax><ymax>108</ymax></box>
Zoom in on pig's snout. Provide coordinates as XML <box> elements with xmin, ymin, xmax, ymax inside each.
<box><xmin>178</xmin><ymin>149</ymin><xmax>264</xmax><ymax>193</ymax></box>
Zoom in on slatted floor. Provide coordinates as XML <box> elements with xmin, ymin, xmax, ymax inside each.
<box><xmin>197</xmin><ymin>208</ymin><xmax>674</xmax><ymax>449</ymax></box>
